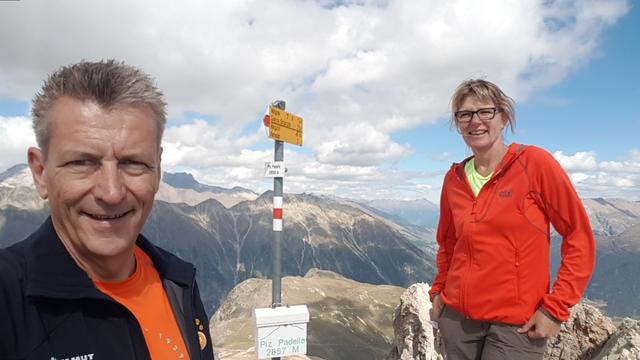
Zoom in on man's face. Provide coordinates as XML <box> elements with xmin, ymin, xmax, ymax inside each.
<box><xmin>28</xmin><ymin>97</ymin><xmax>161</xmax><ymax>266</ymax></box>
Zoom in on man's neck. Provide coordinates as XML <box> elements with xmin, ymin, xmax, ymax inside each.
<box><xmin>83</xmin><ymin>253</ymin><xmax>137</xmax><ymax>282</ymax></box>
<box><xmin>60</xmin><ymin>238</ymin><xmax>137</xmax><ymax>282</ymax></box>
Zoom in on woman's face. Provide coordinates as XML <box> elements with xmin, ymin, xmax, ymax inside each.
<box><xmin>455</xmin><ymin>96</ymin><xmax>507</xmax><ymax>154</ymax></box>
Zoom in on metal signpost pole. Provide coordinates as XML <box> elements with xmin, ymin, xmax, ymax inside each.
<box><xmin>272</xmin><ymin>137</ymin><xmax>283</xmax><ymax>308</ymax></box>
<box><xmin>257</xmin><ymin>100</ymin><xmax>306</xmax><ymax>359</ymax></box>
<box><xmin>271</xmin><ymin>100</ymin><xmax>285</xmax><ymax>360</ymax></box>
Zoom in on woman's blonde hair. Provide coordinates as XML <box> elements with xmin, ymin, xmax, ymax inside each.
<box><xmin>450</xmin><ymin>79</ymin><xmax>515</xmax><ymax>132</ymax></box>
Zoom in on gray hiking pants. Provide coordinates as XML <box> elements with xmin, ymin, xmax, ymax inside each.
<box><xmin>438</xmin><ymin>306</ymin><xmax>547</xmax><ymax>360</ymax></box>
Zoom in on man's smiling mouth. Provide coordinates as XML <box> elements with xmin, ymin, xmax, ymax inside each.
<box><xmin>84</xmin><ymin>210</ymin><xmax>133</xmax><ymax>220</ymax></box>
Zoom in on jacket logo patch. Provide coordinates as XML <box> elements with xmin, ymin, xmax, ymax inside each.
<box><xmin>499</xmin><ymin>190</ymin><xmax>512</xmax><ymax>198</ymax></box>
<box><xmin>51</xmin><ymin>354</ymin><xmax>95</xmax><ymax>360</ymax></box>
<box><xmin>196</xmin><ymin>318</ymin><xmax>207</xmax><ymax>350</ymax></box>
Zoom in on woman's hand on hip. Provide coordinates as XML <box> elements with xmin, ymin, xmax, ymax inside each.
<box><xmin>430</xmin><ymin>294</ymin><xmax>445</xmax><ymax>321</ymax></box>
<box><xmin>517</xmin><ymin>309</ymin><xmax>561</xmax><ymax>339</ymax></box>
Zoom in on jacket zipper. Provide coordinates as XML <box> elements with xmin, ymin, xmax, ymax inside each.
<box><xmin>515</xmin><ymin>248</ymin><xmax>521</xmax><ymax>303</ymax></box>
<box><xmin>455</xmin><ymin>167</ymin><xmax>475</xmax><ymax>316</ymax></box>
<box><xmin>455</xmin><ymin>160</ymin><xmax>505</xmax><ymax>316</ymax></box>
<box><xmin>463</xmin><ymin>222</ymin><xmax>473</xmax><ymax>316</ymax></box>
<box><xmin>190</xmin><ymin>268</ymin><xmax>199</xmax><ymax>359</ymax></box>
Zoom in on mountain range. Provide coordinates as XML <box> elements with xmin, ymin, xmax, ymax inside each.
<box><xmin>0</xmin><ymin>164</ymin><xmax>436</xmax><ymax>316</ymax></box>
<box><xmin>1</xmin><ymin>164</ymin><xmax>639</xmax><ymax>319</ymax></box>
<box><xmin>158</xmin><ymin>171</ymin><xmax>258</xmax><ymax>207</ymax></box>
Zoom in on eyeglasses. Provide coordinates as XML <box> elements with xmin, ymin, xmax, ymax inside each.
<box><xmin>454</xmin><ymin>107</ymin><xmax>502</xmax><ymax>123</ymax></box>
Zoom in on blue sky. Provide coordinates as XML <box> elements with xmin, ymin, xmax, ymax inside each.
<box><xmin>390</xmin><ymin>3</ymin><xmax>640</xmax><ymax>201</ymax></box>
<box><xmin>0</xmin><ymin>0</ymin><xmax>637</xmax><ymax>203</ymax></box>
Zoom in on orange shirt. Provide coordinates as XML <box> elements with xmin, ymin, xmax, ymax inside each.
<box><xmin>94</xmin><ymin>247</ymin><xmax>191</xmax><ymax>360</ymax></box>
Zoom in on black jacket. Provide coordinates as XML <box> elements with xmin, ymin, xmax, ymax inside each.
<box><xmin>0</xmin><ymin>217</ymin><xmax>215</xmax><ymax>360</ymax></box>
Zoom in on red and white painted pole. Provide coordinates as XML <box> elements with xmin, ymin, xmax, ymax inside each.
<box><xmin>273</xmin><ymin>196</ymin><xmax>283</xmax><ymax>232</ymax></box>
<box><xmin>269</xmin><ymin>100</ymin><xmax>285</xmax><ymax>316</ymax></box>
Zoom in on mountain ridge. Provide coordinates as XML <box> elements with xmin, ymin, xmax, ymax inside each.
<box><xmin>1</xmin><ymin>164</ymin><xmax>639</xmax><ymax>319</ymax></box>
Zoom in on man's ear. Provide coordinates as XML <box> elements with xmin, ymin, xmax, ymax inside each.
<box><xmin>28</xmin><ymin>147</ymin><xmax>49</xmax><ymax>199</ymax></box>
<box><xmin>155</xmin><ymin>146</ymin><xmax>163</xmax><ymax>193</ymax></box>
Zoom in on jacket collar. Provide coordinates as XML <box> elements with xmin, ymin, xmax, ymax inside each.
<box><xmin>24</xmin><ymin>217</ymin><xmax>194</xmax><ymax>300</ymax></box>
<box><xmin>452</xmin><ymin>143</ymin><xmax>527</xmax><ymax>180</ymax></box>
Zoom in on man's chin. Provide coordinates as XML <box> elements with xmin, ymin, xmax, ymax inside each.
<box><xmin>80</xmin><ymin>231</ymin><xmax>139</xmax><ymax>258</ymax></box>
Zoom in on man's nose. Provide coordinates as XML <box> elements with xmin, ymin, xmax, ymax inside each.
<box><xmin>94</xmin><ymin>162</ymin><xmax>126</xmax><ymax>204</ymax></box>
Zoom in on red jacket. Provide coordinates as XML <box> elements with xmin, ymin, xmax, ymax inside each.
<box><xmin>429</xmin><ymin>143</ymin><xmax>595</xmax><ymax>324</ymax></box>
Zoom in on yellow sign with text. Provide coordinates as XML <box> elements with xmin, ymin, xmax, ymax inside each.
<box><xmin>269</xmin><ymin>107</ymin><xmax>303</xmax><ymax>146</ymax></box>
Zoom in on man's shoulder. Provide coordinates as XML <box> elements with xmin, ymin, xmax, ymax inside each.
<box><xmin>153</xmin><ymin>243</ymin><xmax>196</xmax><ymax>270</ymax></box>
<box><xmin>0</xmin><ymin>239</ymin><xmax>29</xmax><ymax>326</ymax></box>
<box><xmin>137</xmin><ymin>236</ymin><xmax>189</xmax><ymax>264</ymax></box>
<box><xmin>137</xmin><ymin>236</ymin><xmax>196</xmax><ymax>284</ymax></box>
<box><xmin>1</xmin><ymin>220</ymin><xmax>55</xmax><ymax>287</ymax></box>
<box><xmin>0</xmin><ymin>237</ymin><xmax>31</xmax><ymax>278</ymax></box>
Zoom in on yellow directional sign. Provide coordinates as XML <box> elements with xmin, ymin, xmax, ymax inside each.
<box><xmin>269</xmin><ymin>107</ymin><xmax>303</xmax><ymax>146</ymax></box>
<box><xmin>269</xmin><ymin>123</ymin><xmax>303</xmax><ymax>146</ymax></box>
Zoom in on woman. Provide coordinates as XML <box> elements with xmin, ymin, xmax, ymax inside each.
<box><xmin>429</xmin><ymin>79</ymin><xmax>595</xmax><ymax>359</ymax></box>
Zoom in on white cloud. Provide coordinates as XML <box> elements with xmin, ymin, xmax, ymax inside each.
<box><xmin>0</xmin><ymin>0</ymin><xmax>631</xmax><ymax>200</ymax></box>
<box><xmin>553</xmin><ymin>151</ymin><xmax>598</xmax><ymax>171</ymax></box>
<box><xmin>554</xmin><ymin>150</ymin><xmax>640</xmax><ymax>200</ymax></box>
<box><xmin>570</xmin><ymin>172</ymin><xmax>592</xmax><ymax>184</ymax></box>
<box><xmin>161</xmin><ymin>120</ymin><xmax>266</xmax><ymax>168</ymax></box>
<box><xmin>0</xmin><ymin>116</ymin><xmax>36</xmax><ymax>172</ymax></box>
<box><xmin>313</xmin><ymin>122</ymin><xmax>412</xmax><ymax>166</ymax></box>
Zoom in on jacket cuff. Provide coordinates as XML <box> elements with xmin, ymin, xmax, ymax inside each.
<box><xmin>539</xmin><ymin>306</ymin><xmax>563</xmax><ymax>324</ymax></box>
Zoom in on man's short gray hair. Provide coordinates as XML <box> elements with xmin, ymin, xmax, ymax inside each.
<box><xmin>32</xmin><ymin>60</ymin><xmax>167</xmax><ymax>154</ymax></box>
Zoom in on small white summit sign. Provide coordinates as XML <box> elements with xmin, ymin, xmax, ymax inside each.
<box><xmin>254</xmin><ymin>305</ymin><xmax>309</xmax><ymax>359</ymax></box>
<box><xmin>264</xmin><ymin>161</ymin><xmax>286</xmax><ymax>177</ymax></box>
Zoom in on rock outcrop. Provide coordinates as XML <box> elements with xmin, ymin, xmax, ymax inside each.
<box><xmin>544</xmin><ymin>302</ymin><xmax>616</xmax><ymax>359</ymax></box>
<box><xmin>388</xmin><ymin>284</ymin><xmax>640</xmax><ymax>360</ymax></box>
<box><xmin>385</xmin><ymin>283</ymin><xmax>443</xmax><ymax>360</ymax></box>
<box><xmin>593</xmin><ymin>319</ymin><xmax>640</xmax><ymax>359</ymax></box>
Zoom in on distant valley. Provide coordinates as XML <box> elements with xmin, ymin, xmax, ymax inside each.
<box><xmin>1</xmin><ymin>164</ymin><xmax>639</xmax><ymax>319</ymax></box>
<box><xmin>0</xmin><ymin>165</ymin><xmax>435</xmax><ymax>315</ymax></box>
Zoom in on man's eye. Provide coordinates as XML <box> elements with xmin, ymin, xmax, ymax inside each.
<box><xmin>121</xmin><ymin>160</ymin><xmax>144</xmax><ymax>166</ymax></box>
<box><xmin>120</xmin><ymin>160</ymin><xmax>149</xmax><ymax>170</ymax></box>
<box><xmin>67</xmin><ymin>159</ymin><xmax>95</xmax><ymax>167</ymax></box>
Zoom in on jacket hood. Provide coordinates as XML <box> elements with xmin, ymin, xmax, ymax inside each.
<box><xmin>450</xmin><ymin>143</ymin><xmax>527</xmax><ymax>181</ymax></box>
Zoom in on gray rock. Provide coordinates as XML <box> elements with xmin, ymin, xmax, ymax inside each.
<box><xmin>544</xmin><ymin>303</ymin><xmax>617</xmax><ymax>360</ymax></box>
<box><xmin>387</xmin><ymin>287</ymin><xmax>640</xmax><ymax>360</ymax></box>
<box><xmin>385</xmin><ymin>283</ymin><xmax>443</xmax><ymax>360</ymax></box>
<box><xmin>593</xmin><ymin>318</ymin><xmax>640</xmax><ymax>360</ymax></box>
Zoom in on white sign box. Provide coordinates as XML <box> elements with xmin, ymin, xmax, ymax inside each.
<box><xmin>254</xmin><ymin>305</ymin><xmax>309</xmax><ymax>359</ymax></box>
<box><xmin>264</xmin><ymin>161</ymin><xmax>286</xmax><ymax>177</ymax></box>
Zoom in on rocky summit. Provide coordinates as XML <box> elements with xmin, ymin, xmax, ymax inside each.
<box><xmin>387</xmin><ymin>283</ymin><xmax>640</xmax><ymax>360</ymax></box>
<box><xmin>212</xmin><ymin>276</ymin><xmax>640</xmax><ymax>360</ymax></box>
